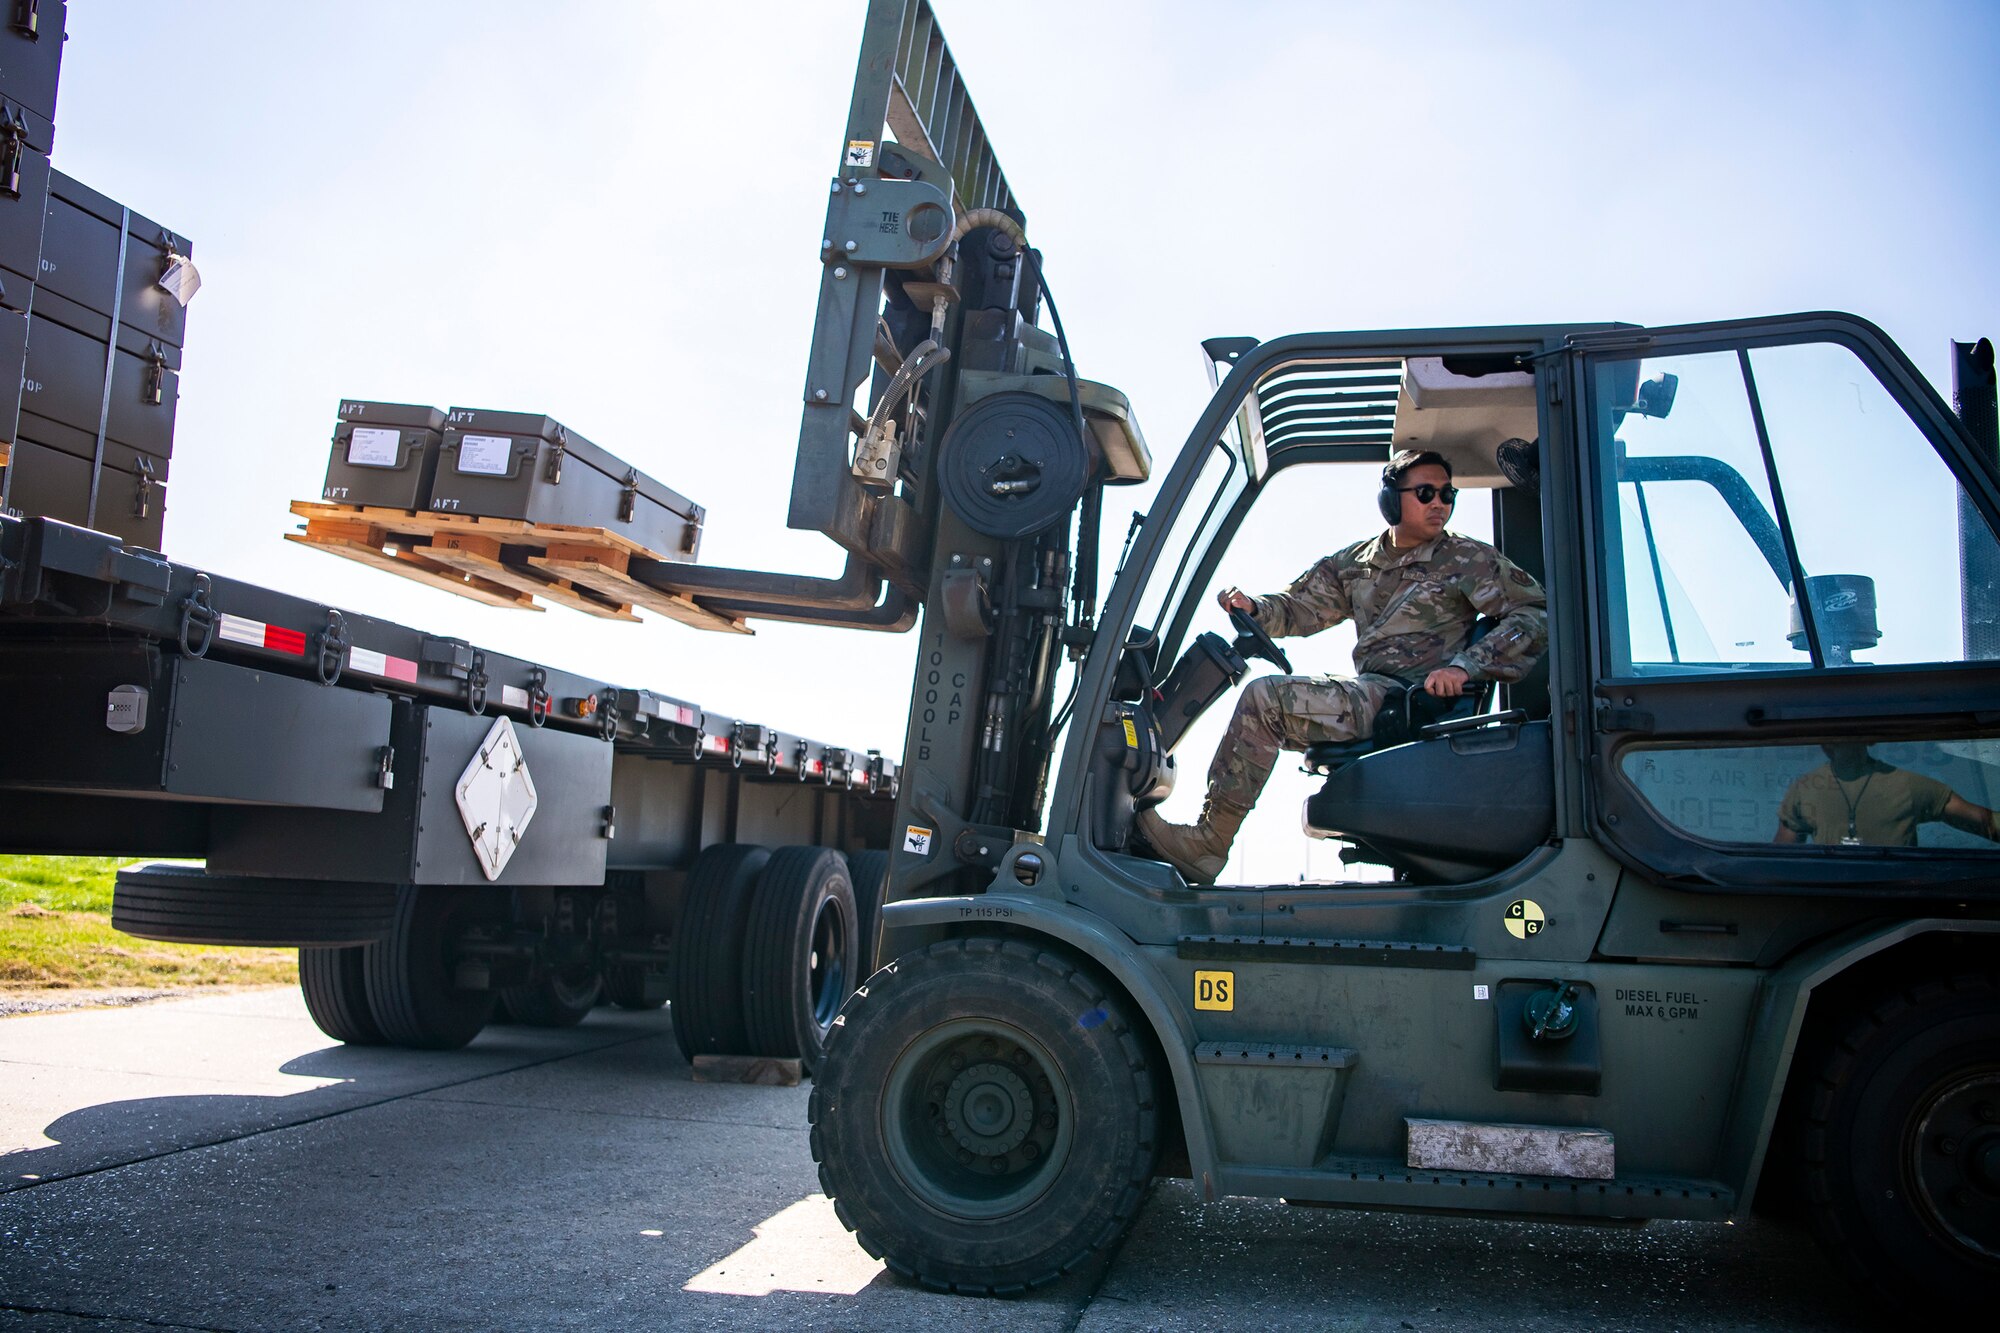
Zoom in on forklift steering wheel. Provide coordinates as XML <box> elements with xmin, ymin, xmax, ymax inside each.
<box><xmin>1228</xmin><ymin>605</ymin><xmax>1293</xmax><ymax>675</ymax></box>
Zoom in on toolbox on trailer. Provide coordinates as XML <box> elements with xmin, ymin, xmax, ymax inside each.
<box><xmin>0</xmin><ymin>638</ymin><xmax>391</xmax><ymax>811</ymax></box>
<box><xmin>322</xmin><ymin>401</ymin><xmax>449</xmax><ymax>510</ymax></box>
<box><xmin>432</xmin><ymin>408</ymin><xmax>705</xmax><ymax>561</ymax></box>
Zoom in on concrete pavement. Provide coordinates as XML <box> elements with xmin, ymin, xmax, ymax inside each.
<box><xmin>0</xmin><ymin>989</ymin><xmax>1881</xmax><ymax>1330</ymax></box>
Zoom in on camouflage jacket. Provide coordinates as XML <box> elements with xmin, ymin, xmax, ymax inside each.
<box><xmin>1248</xmin><ymin>531</ymin><xmax>1548</xmax><ymax>682</ymax></box>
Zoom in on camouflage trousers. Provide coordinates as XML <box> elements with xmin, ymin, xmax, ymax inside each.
<box><xmin>1205</xmin><ymin>673</ymin><xmax>1403</xmax><ymax>812</ymax></box>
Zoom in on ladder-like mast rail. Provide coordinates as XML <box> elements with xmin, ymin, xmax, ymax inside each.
<box><xmin>635</xmin><ymin>1</ymin><xmax>1025</xmax><ymax>629</ymax></box>
<box><xmin>881</xmin><ymin>1</ymin><xmax>1018</xmax><ymax>217</ymax></box>
<box><xmin>778</xmin><ymin>0</ymin><xmax>1023</xmax><ymax>597</ymax></box>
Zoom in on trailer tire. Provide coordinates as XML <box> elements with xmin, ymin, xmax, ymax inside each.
<box><xmin>364</xmin><ymin>886</ymin><xmax>497</xmax><ymax>1051</ymax></box>
<box><xmin>669</xmin><ymin>844</ymin><xmax>771</xmax><ymax>1062</ymax></box>
<box><xmin>498</xmin><ymin>966</ymin><xmax>602</xmax><ymax>1027</ymax></box>
<box><xmin>1800</xmin><ymin>971</ymin><xmax>2000</xmax><ymax>1315</ymax></box>
<box><xmin>810</xmin><ymin>936</ymin><xmax>1159</xmax><ymax>1294</ymax></box>
<box><xmin>113</xmin><ymin>863</ymin><xmax>394</xmax><ymax>947</ymax></box>
<box><xmin>846</xmin><ymin>849</ymin><xmax>890</xmax><ymax>975</ymax></box>
<box><xmin>604</xmin><ymin>963</ymin><xmax>665</xmax><ymax>1011</ymax></box>
<box><xmin>742</xmin><ymin>846</ymin><xmax>857</xmax><ymax>1070</ymax></box>
<box><xmin>299</xmin><ymin>946</ymin><xmax>384</xmax><ymax>1045</ymax></box>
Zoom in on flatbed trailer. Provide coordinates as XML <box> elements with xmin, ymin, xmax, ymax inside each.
<box><xmin>0</xmin><ymin>510</ymin><xmax>900</xmax><ymax>1056</ymax></box>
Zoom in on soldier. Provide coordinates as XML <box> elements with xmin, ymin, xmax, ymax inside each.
<box><xmin>1137</xmin><ymin>449</ymin><xmax>1548</xmax><ymax>883</ymax></box>
<box><xmin>1773</xmin><ymin>743</ymin><xmax>2000</xmax><ymax>847</ymax></box>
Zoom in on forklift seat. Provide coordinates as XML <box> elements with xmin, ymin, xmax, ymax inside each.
<box><xmin>1301</xmin><ymin>616</ymin><xmax>1501</xmax><ymax>777</ymax></box>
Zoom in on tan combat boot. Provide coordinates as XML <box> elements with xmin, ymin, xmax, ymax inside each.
<box><xmin>1135</xmin><ymin>800</ymin><xmax>1249</xmax><ymax>884</ymax></box>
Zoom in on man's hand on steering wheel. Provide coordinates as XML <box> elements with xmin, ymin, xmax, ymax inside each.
<box><xmin>1218</xmin><ymin>588</ymin><xmax>1293</xmax><ymax>675</ymax></box>
<box><xmin>1424</xmin><ymin>665</ymin><xmax>1470</xmax><ymax>698</ymax></box>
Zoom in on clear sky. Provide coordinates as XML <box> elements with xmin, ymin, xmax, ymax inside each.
<box><xmin>48</xmin><ymin>0</ymin><xmax>2000</xmax><ymax>796</ymax></box>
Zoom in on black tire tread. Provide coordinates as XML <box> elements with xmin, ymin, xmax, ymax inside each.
<box><xmin>498</xmin><ymin>971</ymin><xmax>602</xmax><ymax>1027</ymax></box>
<box><xmin>668</xmin><ymin>844</ymin><xmax>770</xmax><ymax>1062</ymax></box>
<box><xmin>1798</xmin><ymin>969</ymin><xmax>2000</xmax><ymax>1314</ymax></box>
<box><xmin>363</xmin><ymin>886</ymin><xmax>495</xmax><ymax>1050</ymax></box>
<box><xmin>603</xmin><ymin>962</ymin><xmax>665</xmax><ymax>1011</ymax></box>
<box><xmin>846</xmin><ymin>849</ymin><xmax>890</xmax><ymax>975</ymax></box>
<box><xmin>112</xmin><ymin>865</ymin><xmax>395</xmax><ymax>947</ymax></box>
<box><xmin>809</xmin><ymin>935</ymin><xmax>1158</xmax><ymax>1294</ymax></box>
<box><xmin>742</xmin><ymin>846</ymin><xmax>855</xmax><ymax>1068</ymax></box>
<box><xmin>298</xmin><ymin>945</ymin><xmax>383</xmax><ymax>1045</ymax></box>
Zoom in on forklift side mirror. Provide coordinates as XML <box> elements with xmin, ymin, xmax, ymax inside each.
<box><xmin>1632</xmin><ymin>372</ymin><xmax>1679</xmax><ymax>419</ymax></box>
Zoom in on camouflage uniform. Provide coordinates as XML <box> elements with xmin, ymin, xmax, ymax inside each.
<box><xmin>1207</xmin><ymin>531</ymin><xmax>1548</xmax><ymax>811</ymax></box>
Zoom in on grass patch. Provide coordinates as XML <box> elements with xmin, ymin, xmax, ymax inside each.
<box><xmin>0</xmin><ymin>855</ymin><xmax>296</xmax><ymax>992</ymax></box>
<box><xmin>0</xmin><ymin>855</ymin><xmax>132</xmax><ymax>913</ymax></box>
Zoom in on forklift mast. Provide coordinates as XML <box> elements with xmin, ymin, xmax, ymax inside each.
<box><xmin>647</xmin><ymin>0</ymin><xmax>1150</xmax><ymax>897</ymax></box>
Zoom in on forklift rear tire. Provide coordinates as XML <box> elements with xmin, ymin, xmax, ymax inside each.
<box><xmin>498</xmin><ymin>966</ymin><xmax>602</xmax><ymax>1027</ymax></box>
<box><xmin>364</xmin><ymin>886</ymin><xmax>497</xmax><ymax>1051</ymax></box>
<box><xmin>1801</xmin><ymin>971</ymin><xmax>2000</xmax><ymax>1315</ymax></box>
<box><xmin>810</xmin><ymin>936</ymin><xmax>1160</xmax><ymax>1294</ymax></box>
<box><xmin>299</xmin><ymin>945</ymin><xmax>384</xmax><ymax>1045</ymax></box>
<box><xmin>846</xmin><ymin>849</ymin><xmax>890</xmax><ymax>976</ymax></box>
<box><xmin>742</xmin><ymin>846</ymin><xmax>857</xmax><ymax>1070</ymax></box>
<box><xmin>669</xmin><ymin>844</ymin><xmax>771</xmax><ymax>1062</ymax></box>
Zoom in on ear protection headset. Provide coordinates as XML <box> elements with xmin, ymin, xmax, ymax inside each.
<box><xmin>1377</xmin><ymin>450</ymin><xmax>1454</xmax><ymax>526</ymax></box>
<box><xmin>1375</xmin><ymin>464</ymin><xmax>1406</xmax><ymax>526</ymax></box>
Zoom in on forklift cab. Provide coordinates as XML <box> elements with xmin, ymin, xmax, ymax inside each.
<box><xmin>1091</xmin><ymin>333</ymin><xmax>1567</xmax><ymax>887</ymax></box>
<box><xmin>1083</xmin><ymin>314</ymin><xmax>2000</xmax><ymax>895</ymax></box>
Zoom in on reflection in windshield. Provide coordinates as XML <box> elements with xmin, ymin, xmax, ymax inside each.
<box><xmin>1622</xmin><ymin>739</ymin><xmax>2000</xmax><ymax>849</ymax></box>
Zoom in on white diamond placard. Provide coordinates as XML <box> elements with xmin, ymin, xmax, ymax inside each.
<box><xmin>455</xmin><ymin>717</ymin><xmax>539</xmax><ymax>881</ymax></box>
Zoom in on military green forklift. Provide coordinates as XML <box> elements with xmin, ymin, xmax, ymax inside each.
<box><xmin>768</xmin><ymin>1</ymin><xmax>2000</xmax><ymax>1313</ymax></box>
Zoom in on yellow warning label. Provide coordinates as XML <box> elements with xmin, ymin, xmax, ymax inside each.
<box><xmin>1121</xmin><ymin>718</ymin><xmax>1139</xmax><ymax>748</ymax></box>
<box><xmin>1194</xmin><ymin>970</ymin><xmax>1234</xmax><ymax>1011</ymax></box>
<box><xmin>1505</xmin><ymin>898</ymin><xmax>1546</xmax><ymax>939</ymax></box>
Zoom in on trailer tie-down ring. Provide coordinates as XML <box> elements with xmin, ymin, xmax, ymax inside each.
<box><xmin>313</xmin><ymin>609</ymin><xmax>348</xmax><ymax>686</ymax></box>
<box><xmin>465</xmin><ymin>651</ymin><xmax>489</xmax><ymax>716</ymax></box>
<box><xmin>527</xmin><ymin>667</ymin><xmax>551</xmax><ymax>728</ymax></box>
<box><xmin>177</xmin><ymin>574</ymin><xmax>217</xmax><ymax>658</ymax></box>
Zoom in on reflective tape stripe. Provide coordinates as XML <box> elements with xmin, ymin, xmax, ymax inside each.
<box><xmin>216</xmin><ymin>613</ymin><xmax>306</xmax><ymax>656</ymax></box>
<box><xmin>347</xmin><ymin>646</ymin><xmax>420</xmax><ymax>682</ymax></box>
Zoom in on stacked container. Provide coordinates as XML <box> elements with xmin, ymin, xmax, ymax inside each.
<box><xmin>0</xmin><ymin>0</ymin><xmax>63</xmax><ymax>473</ymax></box>
<box><xmin>0</xmin><ymin>2</ymin><xmax>201</xmax><ymax>555</ymax></box>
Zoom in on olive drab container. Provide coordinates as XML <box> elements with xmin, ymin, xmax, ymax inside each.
<box><xmin>321</xmin><ymin>401</ymin><xmax>449</xmax><ymax>511</ymax></box>
<box><xmin>1</xmin><ymin>169</ymin><xmax>195</xmax><ymax>552</ymax></box>
<box><xmin>430</xmin><ymin>408</ymin><xmax>706</xmax><ymax>561</ymax></box>
<box><xmin>0</xmin><ymin>0</ymin><xmax>65</xmax><ymax>308</ymax></box>
<box><xmin>0</xmin><ymin>0</ymin><xmax>66</xmax><ymax>513</ymax></box>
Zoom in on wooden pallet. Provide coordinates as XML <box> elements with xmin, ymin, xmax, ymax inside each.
<box><xmin>529</xmin><ymin>543</ymin><xmax>751</xmax><ymax>635</ymax></box>
<box><xmin>288</xmin><ymin>501</ymin><xmax>749</xmax><ymax>633</ymax></box>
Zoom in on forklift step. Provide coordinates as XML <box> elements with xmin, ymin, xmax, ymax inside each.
<box><xmin>1406</xmin><ymin>1117</ymin><xmax>1614</xmax><ymax>1181</ymax></box>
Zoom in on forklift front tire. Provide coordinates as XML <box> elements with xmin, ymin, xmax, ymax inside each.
<box><xmin>810</xmin><ymin>936</ymin><xmax>1159</xmax><ymax>1294</ymax></box>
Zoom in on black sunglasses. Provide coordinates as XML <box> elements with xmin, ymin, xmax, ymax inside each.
<box><xmin>1395</xmin><ymin>483</ymin><xmax>1458</xmax><ymax>505</ymax></box>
